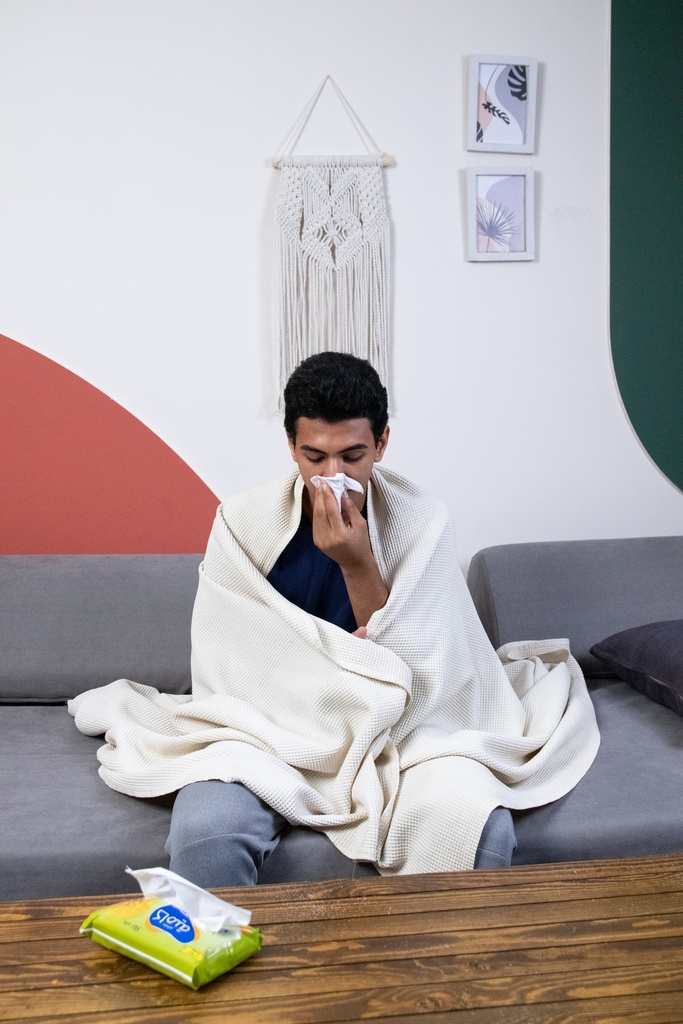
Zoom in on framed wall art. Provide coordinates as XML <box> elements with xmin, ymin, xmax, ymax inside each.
<box><xmin>467</xmin><ymin>56</ymin><xmax>538</xmax><ymax>154</ymax></box>
<box><xmin>466</xmin><ymin>168</ymin><xmax>535</xmax><ymax>262</ymax></box>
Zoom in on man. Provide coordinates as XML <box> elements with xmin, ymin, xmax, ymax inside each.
<box><xmin>167</xmin><ymin>353</ymin><xmax>516</xmax><ymax>885</ymax></box>
<box><xmin>70</xmin><ymin>353</ymin><xmax>599</xmax><ymax>885</ymax></box>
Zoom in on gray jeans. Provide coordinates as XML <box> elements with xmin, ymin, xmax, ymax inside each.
<box><xmin>165</xmin><ymin>780</ymin><xmax>517</xmax><ymax>887</ymax></box>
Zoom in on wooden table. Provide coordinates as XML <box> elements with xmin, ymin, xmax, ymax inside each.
<box><xmin>1</xmin><ymin>854</ymin><xmax>683</xmax><ymax>1023</ymax></box>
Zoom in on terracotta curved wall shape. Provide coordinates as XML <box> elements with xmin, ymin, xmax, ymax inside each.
<box><xmin>0</xmin><ymin>334</ymin><xmax>218</xmax><ymax>553</ymax></box>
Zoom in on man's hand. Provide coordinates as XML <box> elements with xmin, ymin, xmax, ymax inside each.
<box><xmin>311</xmin><ymin>482</ymin><xmax>373</xmax><ymax>570</ymax></box>
<box><xmin>311</xmin><ymin>482</ymin><xmax>389</xmax><ymax>628</ymax></box>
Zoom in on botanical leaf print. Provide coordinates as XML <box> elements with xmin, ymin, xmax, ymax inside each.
<box><xmin>508</xmin><ymin>65</ymin><xmax>527</xmax><ymax>102</ymax></box>
<box><xmin>481</xmin><ymin>100</ymin><xmax>510</xmax><ymax>125</ymax></box>
<box><xmin>476</xmin><ymin>198</ymin><xmax>516</xmax><ymax>251</ymax></box>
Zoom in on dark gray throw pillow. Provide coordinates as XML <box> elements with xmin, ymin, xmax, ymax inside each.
<box><xmin>590</xmin><ymin>619</ymin><xmax>683</xmax><ymax>716</ymax></box>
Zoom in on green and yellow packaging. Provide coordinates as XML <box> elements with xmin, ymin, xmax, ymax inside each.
<box><xmin>80</xmin><ymin>868</ymin><xmax>262</xmax><ymax>989</ymax></box>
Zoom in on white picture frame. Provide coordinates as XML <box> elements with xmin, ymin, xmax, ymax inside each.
<box><xmin>467</xmin><ymin>56</ymin><xmax>538</xmax><ymax>154</ymax></box>
<box><xmin>466</xmin><ymin>168</ymin><xmax>535</xmax><ymax>262</ymax></box>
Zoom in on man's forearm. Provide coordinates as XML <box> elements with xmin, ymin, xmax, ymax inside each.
<box><xmin>340</xmin><ymin>558</ymin><xmax>389</xmax><ymax>628</ymax></box>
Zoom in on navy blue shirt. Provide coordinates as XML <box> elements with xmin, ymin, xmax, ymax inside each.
<box><xmin>267</xmin><ymin>514</ymin><xmax>356</xmax><ymax>632</ymax></box>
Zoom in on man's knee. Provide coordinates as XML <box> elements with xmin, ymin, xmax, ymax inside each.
<box><xmin>473</xmin><ymin>807</ymin><xmax>517</xmax><ymax>869</ymax></box>
<box><xmin>165</xmin><ymin>780</ymin><xmax>286</xmax><ymax>887</ymax></box>
<box><xmin>166</xmin><ymin>780</ymin><xmax>284</xmax><ymax>854</ymax></box>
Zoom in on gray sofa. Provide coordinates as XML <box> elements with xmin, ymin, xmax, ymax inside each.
<box><xmin>2</xmin><ymin>536</ymin><xmax>682</xmax><ymax>901</ymax></box>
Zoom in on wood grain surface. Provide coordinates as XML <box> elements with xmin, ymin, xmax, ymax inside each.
<box><xmin>1</xmin><ymin>855</ymin><xmax>682</xmax><ymax>1023</ymax></box>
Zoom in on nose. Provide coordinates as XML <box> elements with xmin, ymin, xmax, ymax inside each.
<box><xmin>319</xmin><ymin>458</ymin><xmax>342</xmax><ymax>477</ymax></box>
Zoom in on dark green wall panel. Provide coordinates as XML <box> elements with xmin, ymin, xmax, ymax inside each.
<box><xmin>611</xmin><ymin>0</ymin><xmax>683</xmax><ymax>491</ymax></box>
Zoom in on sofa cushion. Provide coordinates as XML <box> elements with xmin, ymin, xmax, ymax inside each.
<box><xmin>512</xmin><ymin>676</ymin><xmax>683</xmax><ymax>864</ymax></box>
<box><xmin>0</xmin><ymin>706</ymin><xmax>175</xmax><ymax>900</ymax></box>
<box><xmin>467</xmin><ymin>536</ymin><xmax>683</xmax><ymax>677</ymax></box>
<box><xmin>590</xmin><ymin>619</ymin><xmax>683</xmax><ymax>717</ymax></box>
<box><xmin>0</xmin><ymin>555</ymin><xmax>202</xmax><ymax>701</ymax></box>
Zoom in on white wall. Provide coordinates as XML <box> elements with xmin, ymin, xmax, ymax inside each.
<box><xmin>1</xmin><ymin>0</ymin><xmax>681</xmax><ymax>565</ymax></box>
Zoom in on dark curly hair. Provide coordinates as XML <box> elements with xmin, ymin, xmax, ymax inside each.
<box><xmin>284</xmin><ymin>352</ymin><xmax>388</xmax><ymax>443</ymax></box>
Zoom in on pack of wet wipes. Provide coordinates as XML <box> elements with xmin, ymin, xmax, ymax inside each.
<box><xmin>80</xmin><ymin>867</ymin><xmax>262</xmax><ymax>989</ymax></box>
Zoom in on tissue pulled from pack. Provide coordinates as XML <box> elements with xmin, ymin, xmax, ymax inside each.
<box><xmin>311</xmin><ymin>472</ymin><xmax>364</xmax><ymax>511</ymax></box>
<box><xmin>80</xmin><ymin>866</ymin><xmax>261</xmax><ymax>989</ymax></box>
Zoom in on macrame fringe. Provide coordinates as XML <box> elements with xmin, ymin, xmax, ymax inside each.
<box><xmin>274</xmin><ymin>159</ymin><xmax>389</xmax><ymax>410</ymax></box>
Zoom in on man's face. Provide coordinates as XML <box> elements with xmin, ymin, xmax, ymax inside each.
<box><xmin>288</xmin><ymin>417</ymin><xmax>390</xmax><ymax>512</ymax></box>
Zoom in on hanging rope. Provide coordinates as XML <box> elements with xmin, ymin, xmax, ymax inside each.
<box><xmin>273</xmin><ymin>78</ymin><xmax>391</xmax><ymax>407</ymax></box>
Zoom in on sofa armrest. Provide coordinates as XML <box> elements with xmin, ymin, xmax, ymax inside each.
<box><xmin>467</xmin><ymin>536</ymin><xmax>683</xmax><ymax>677</ymax></box>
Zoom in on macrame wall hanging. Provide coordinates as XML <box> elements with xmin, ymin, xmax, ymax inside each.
<box><xmin>273</xmin><ymin>77</ymin><xmax>392</xmax><ymax>407</ymax></box>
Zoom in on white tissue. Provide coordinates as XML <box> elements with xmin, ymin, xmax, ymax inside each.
<box><xmin>126</xmin><ymin>866</ymin><xmax>251</xmax><ymax>932</ymax></box>
<box><xmin>310</xmin><ymin>472</ymin><xmax>364</xmax><ymax>511</ymax></box>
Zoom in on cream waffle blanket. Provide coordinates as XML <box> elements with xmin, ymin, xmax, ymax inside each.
<box><xmin>69</xmin><ymin>467</ymin><xmax>599</xmax><ymax>874</ymax></box>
